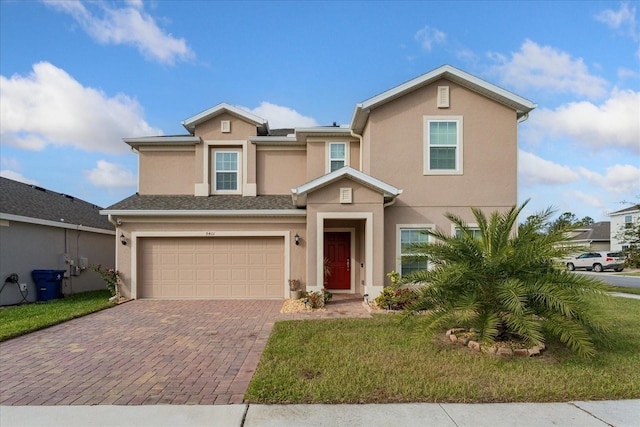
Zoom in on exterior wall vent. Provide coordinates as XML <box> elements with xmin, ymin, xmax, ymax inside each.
<box><xmin>437</xmin><ymin>86</ymin><xmax>450</xmax><ymax>108</ymax></box>
<box><xmin>340</xmin><ymin>187</ymin><xmax>353</xmax><ymax>204</ymax></box>
<box><xmin>221</xmin><ymin>120</ymin><xmax>231</xmax><ymax>133</ymax></box>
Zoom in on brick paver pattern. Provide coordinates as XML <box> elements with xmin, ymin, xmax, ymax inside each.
<box><xmin>0</xmin><ymin>295</ymin><xmax>369</xmax><ymax>405</ymax></box>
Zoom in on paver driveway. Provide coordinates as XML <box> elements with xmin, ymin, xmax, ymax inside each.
<box><xmin>0</xmin><ymin>300</ymin><xmax>283</xmax><ymax>405</ymax></box>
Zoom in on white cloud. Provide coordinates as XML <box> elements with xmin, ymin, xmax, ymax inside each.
<box><xmin>595</xmin><ymin>2</ymin><xmax>639</xmax><ymax>41</ymax></box>
<box><xmin>414</xmin><ymin>26</ymin><xmax>446</xmax><ymax>52</ymax></box>
<box><xmin>84</xmin><ymin>160</ymin><xmax>137</xmax><ymax>188</ymax></box>
<box><xmin>0</xmin><ymin>170</ymin><xmax>39</xmax><ymax>185</ymax></box>
<box><xmin>0</xmin><ymin>62</ymin><xmax>162</xmax><ymax>154</ymax></box>
<box><xmin>579</xmin><ymin>164</ymin><xmax>640</xmax><ymax>194</ymax></box>
<box><xmin>524</xmin><ymin>88</ymin><xmax>640</xmax><ymax>153</ymax></box>
<box><xmin>241</xmin><ymin>102</ymin><xmax>319</xmax><ymax>129</ymax></box>
<box><xmin>42</xmin><ymin>0</ymin><xmax>194</xmax><ymax>64</ymax></box>
<box><xmin>489</xmin><ymin>39</ymin><xmax>608</xmax><ymax>99</ymax></box>
<box><xmin>519</xmin><ymin>150</ymin><xmax>580</xmax><ymax>186</ymax></box>
<box><xmin>569</xmin><ymin>190</ymin><xmax>605</xmax><ymax>209</ymax></box>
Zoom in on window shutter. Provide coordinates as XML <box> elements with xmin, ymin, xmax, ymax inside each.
<box><xmin>437</xmin><ymin>86</ymin><xmax>450</xmax><ymax>108</ymax></box>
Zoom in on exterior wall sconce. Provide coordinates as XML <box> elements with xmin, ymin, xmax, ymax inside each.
<box><xmin>120</xmin><ymin>233</ymin><xmax>127</xmax><ymax>245</ymax></box>
<box><xmin>294</xmin><ymin>233</ymin><xmax>300</xmax><ymax>246</ymax></box>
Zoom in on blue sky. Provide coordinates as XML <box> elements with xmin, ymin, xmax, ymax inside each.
<box><xmin>1</xmin><ymin>0</ymin><xmax>638</xmax><ymax>222</ymax></box>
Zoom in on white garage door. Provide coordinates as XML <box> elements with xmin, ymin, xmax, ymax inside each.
<box><xmin>139</xmin><ymin>237</ymin><xmax>284</xmax><ymax>299</ymax></box>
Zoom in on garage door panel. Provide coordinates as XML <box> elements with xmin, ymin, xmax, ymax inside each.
<box><xmin>140</xmin><ymin>236</ymin><xmax>284</xmax><ymax>299</ymax></box>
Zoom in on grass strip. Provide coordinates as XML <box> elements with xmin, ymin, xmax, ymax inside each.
<box><xmin>247</xmin><ymin>297</ymin><xmax>640</xmax><ymax>403</ymax></box>
<box><xmin>0</xmin><ymin>290</ymin><xmax>115</xmax><ymax>342</ymax></box>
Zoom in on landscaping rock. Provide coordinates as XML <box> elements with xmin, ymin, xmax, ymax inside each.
<box><xmin>468</xmin><ymin>340</ymin><xmax>480</xmax><ymax>351</ymax></box>
<box><xmin>496</xmin><ymin>347</ymin><xmax>513</xmax><ymax>356</ymax></box>
<box><xmin>514</xmin><ymin>348</ymin><xmax>529</xmax><ymax>357</ymax></box>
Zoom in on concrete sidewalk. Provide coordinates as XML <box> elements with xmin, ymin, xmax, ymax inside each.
<box><xmin>2</xmin><ymin>400</ymin><xmax>639</xmax><ymax>426</ymax></box>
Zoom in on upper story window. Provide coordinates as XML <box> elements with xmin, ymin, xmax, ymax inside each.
<box><xmin>424</xmin><ymin>116</ymin><xmax>463</xmax><ymax>175</ymax></box>
<box><xmin>625</xmin><ymin>215</ymin><xmax>634</xmax><ymax>228</ymax></box>
<box><xmin>213</xmin><ymin>150</ymin><xmax>241</xmax><ymax>194</ymax></box>
<box><xmin>328</xmin><ymin>142</ymin><xmax>348</xmax><ymax>172</ymax></box>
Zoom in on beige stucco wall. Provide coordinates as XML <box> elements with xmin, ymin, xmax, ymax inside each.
<box><xmin>368</xmin><ymin>79</ymin><xmax>518</xmax><ymax>208</ymax></box>
<box><xmin>138</xmin><ymin>150</ymin><xmax>196</xmax><ymax>195</ymax></box>
<box><xmin>193</xmin><ymin>113</ymin><xmax>259</xmax><ymax>192</ymax></box>
<box><xmin>257</xmin><ymin>149</ymin><xmax>307</xmax><ymax>194</ymax></box>
<box><xmin>361</xmin><ymin>79</ymin><xmax>520</xmax><ymax>284</ymax></box>
<box><xmin>115</xmin><ymin>218</ymin><xmax>306</xmax><ymax>299</ymax></box>
<box><xmin>305</xmin><ymin>139</ymin><xmax>359</xmax><ymax>181</ymax></box>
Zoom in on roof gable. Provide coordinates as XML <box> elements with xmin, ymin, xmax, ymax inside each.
<box><xmin>351</xmin><ymin>64</ymin><xmax>537</xmax><ymax>133</ymax></box>
<box><xmin>291</xmin><ymin>166</ymin><xmax>402</xmax><ymax>207</ymax></box>
<box><xmin>181</xmin><ymin>103</ymin><xmax>268</xmax><ymax>134</ymax></box>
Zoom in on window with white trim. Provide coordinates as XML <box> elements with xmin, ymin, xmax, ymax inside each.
<box><xmin>213</xmin><ymin>150</ymin><xmax>240</xmax><ymax>193</ymax></box>
<box><xmin>399</xmin><ymin>228</ymin><xmax>429</xmax><ymax>276</ymax></box>
<box><xmin>424</xmin><ymin>116</ymin><xmax>463</xmax><ymax>174</ymax></box>
<box><xmin>455</xmin><ymin>227</ymin><xmax>482</xmax><ymax>240</ymax></box>
<box><xmin>624</xmin><ymin>215</ymin><xmax>634</xmax><ymax>229</ymax></box>
<box><xmin>328</xmin><ymin>142</ymin><xmax>347</xmax><ymax>172</ymax></box>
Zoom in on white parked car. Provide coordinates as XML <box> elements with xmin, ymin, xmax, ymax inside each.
<box><xmin>566</xmin><ymin>252</ymin><xmax>625</xmax><ymax>272</ymax></box>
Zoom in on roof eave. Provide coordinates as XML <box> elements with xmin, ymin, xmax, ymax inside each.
<box><xmin>181</xmin><ymin>103</ymin><xmax>269</xmax><ymax>133</ymax></box>
<box><xmin>100</xmin><ymin>209</ymin><xmax>306</xmax><ymax>217</ymax></box>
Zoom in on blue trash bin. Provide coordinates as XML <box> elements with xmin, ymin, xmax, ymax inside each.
<box><xmin>31</xmin><ymin>270</ymin><xmax>65</xmax><ymax>302</ymax></box>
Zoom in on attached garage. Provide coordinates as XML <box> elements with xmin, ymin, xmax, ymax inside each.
<box><xmin>138</xmin><ymin>236</ymin><xmax>284</xmax><ymax>299</ymax></box>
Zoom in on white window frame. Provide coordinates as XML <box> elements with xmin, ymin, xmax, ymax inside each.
<box><xmin>396</xmin><ymin>224</ymin><xmax>434</xmax><ymax>276</ymax></box>
<box><xmin>423</xmin><ymin>116</ymin><xmax>463</xmax><ymax>175</ymax></box>
<box><xmin>212</xmin><ymin>149</ymin><xmax>242</xmax><ymax>194</ymax></box>
<box><xmin>452</xmin><ymin>223</ymin><xmax>481</xmax><ymax>239</ymax></box>
<box><xmin>326</xmin><ymin>142</ymin><xmax>349</xmax><ymax>173</ymax></box>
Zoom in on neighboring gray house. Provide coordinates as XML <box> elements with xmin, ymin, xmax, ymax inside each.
<box><xmin>566</xmin><ymin>221</ymin><xmax>611</xmax><ymax>252</ymax></box>
<box><xmin>0</xmin><ymin>177</ymin><xmax>115</xmax><ymax>306</ymax></box>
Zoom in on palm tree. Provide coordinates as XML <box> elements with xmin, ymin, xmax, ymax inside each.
<box><xmin>401</xmin><ymin>202</ymin><xmax>610</xmax><ymax>359</ymax></box>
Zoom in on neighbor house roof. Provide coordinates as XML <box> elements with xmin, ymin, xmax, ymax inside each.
<box><xmin>0</xmin><ymin>177</ymin><xmax>114</xmax><ymax>232</ymax></box>
<box><xmin>101</xmin><ymin>194</ymin><xmax>305</xmax><ymax>217</ymax></box>
<box><xmin>570</xmin><ymin>221</ymin><xmax>611</xmax><ymax>243</ymax></box>
<box><xmin>181</xmin><ymin>103</ymin><xmax>269</xmax><ymax>134</ymax></box>
<box><xmin>351</xmin><ymin>64</ymin><xmax>537</xmax><ymax>133</ymax></box>
<box><xmin>609</xmin><ymin>204</ymin><xmax>640</xmax><ymax>216</ymax></box>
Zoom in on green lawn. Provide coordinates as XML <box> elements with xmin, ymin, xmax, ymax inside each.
<box><xmin>246</xmin><ymin>297</ymin><xmax>640</xmax><ymax>403</ymax></box>
<box><xmin>0</xmin><ymin>290</ymin><xmax>115</xmax><ymax>342</ymax></box>
<box><xmin>608</xmin><ymin>286</ymin><xmax>640</xmax><ymax>296</ymax></box>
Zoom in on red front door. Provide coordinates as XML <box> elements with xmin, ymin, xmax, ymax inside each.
<box><xmin>324</xmin><ymin>232</ymin><xmax>350</xmax><ymax>290</ymax></box>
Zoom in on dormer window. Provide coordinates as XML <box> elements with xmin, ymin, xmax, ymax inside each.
<box><xmin>213</xmin><ymin>150</ymin><xmax>241</xmax><ymax>194</ymax></box>
<box><xmin>328</xmin><ymin>142</ymin><xmax>348</xmax><ymax>172</ymax></box>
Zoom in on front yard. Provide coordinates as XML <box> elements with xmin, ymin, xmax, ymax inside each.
<box><xmin>246</xmin><ymin>296</ymin><xmax>640</xmax><ymax>404</ymax></box>
<box><xmin>0</xmin><ymin>290</ymin><xmax>115</xmax><ymax>342</ymax></box>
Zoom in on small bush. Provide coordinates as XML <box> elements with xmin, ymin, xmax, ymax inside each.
<box><xmin>374</xmin><ymin>286</ymin><xmax>417</xmax><ymax>310</ymax></box>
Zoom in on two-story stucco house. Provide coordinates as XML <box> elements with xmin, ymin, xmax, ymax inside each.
<box><xmin>101</xmin><ymin>65</ymin><xmax>536</xmax><ymax>300</ymax></box>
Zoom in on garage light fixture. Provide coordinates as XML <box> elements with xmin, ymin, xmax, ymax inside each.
<box><xmin>294</xmin><ymin>233</ymin><xmax>300</xmax><ymax>246</ymax></box>
<box><xmin>120</xmin><ymin>233</ymin><xmax>127</xmax><ymax>246</ymax></box>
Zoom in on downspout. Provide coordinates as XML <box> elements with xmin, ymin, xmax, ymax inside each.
<box><xmin>383</xmin><ymin>197</ymin><xmax>398</xmax><ymax>208</ymax></box>
<box><xmin>107</xmin><ymin>214</ymin><xmax>118</xmax><ymax>227</ymax></box>
<box><xmin>350</xmin><ymin>130</ymin><xmax>363</xmax><ymax>172</ymax></box>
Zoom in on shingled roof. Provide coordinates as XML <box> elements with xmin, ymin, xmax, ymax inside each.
<box><xmin>103</xmin><ymin>194</ymin><xmax>302</xmax><ymax>214</ymax></box>
<box><xmin>0</xmin><ymin>177</ymin><xmax>114</xmax><ymax>231</ymax></box>
<box><xmin>570</xmin><ymin>221</ymin><xmax>610</xmax><ymax>242</ymax></box>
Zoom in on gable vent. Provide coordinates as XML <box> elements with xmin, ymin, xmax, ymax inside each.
<box><xmin>340</xmin><ymin>187</ymin><xmax>353</xmax><ymax>204</ymax></box>
<box><xmin>221</xmin><ymin>120</ymin><xmax>231</xmax><ymax>133</ymax></box>
<box><xmin>437</xmin><ymin>86</ymin><xmax>450</xmax><ymax>108</ymax></box>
